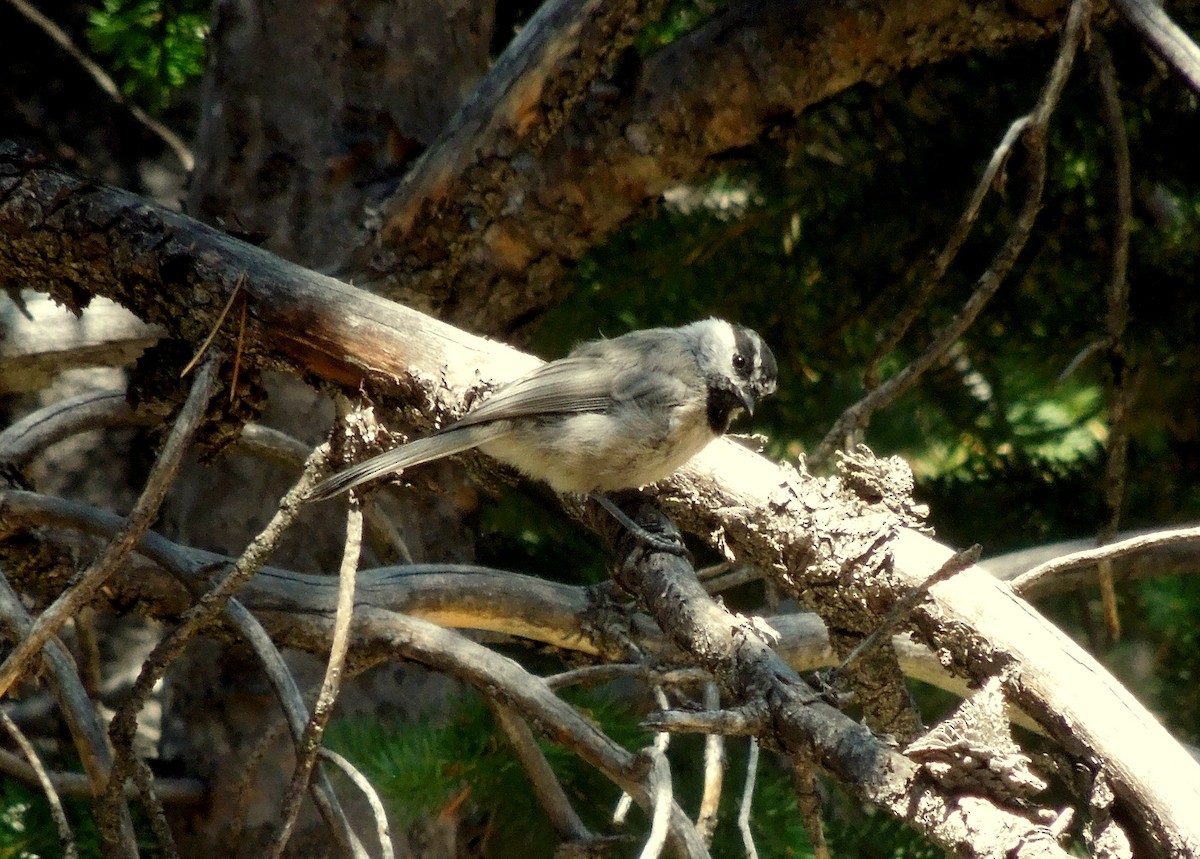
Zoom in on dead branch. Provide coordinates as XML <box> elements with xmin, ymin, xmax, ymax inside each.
<box><xmin>337</xmin><ymin>607</ymin><xmax>711</xmax><ymax>857</ymax></box>
<box><xmin>1111</xmin><ymin>0</ymin><xmax>1200</xmax><ymax>93</ymax></box>
<box><xmin>318</xmin><ymin>749</ymin><xmax>395</xmax><ymax>859</ymax></box>
<box><xmin>814</xmin><ymin>0</ymin><xmax>1087</xmax><ymax>462</ymax></box>
<box><xmin>1</xmin><ymin>0</ymin><xmax>194</xmax><ymax>172</ymax></box>
<box><xmin>270</xmin><ymin>502</ymin><xmax>364</xmax><ymax>857</ymax></box>
<box><xmin>0</xmin><ymin>708</ymin><xmax>78</xmax><ymax>858</ymax></box>
<box><xmin>694</xmin><ymin>683</ymin><xmax>723</xmax><ymax>847</ymax></box>
<box><xmin>622</xmin><ymin>527</ymin><xmax>1071</xmax><ymax>858</ymax></box>
<box><xmin>0</xmin><ymin>294</ymin><xmax>161</xmax><ymax>394</ymax></box>
<box><xmin>216</xmin><ymin>599</ymin><xmax>369</xmax><ymax>859</ymax></box>
<box><xmin>4</xmin><ymin>132</ymin><xmax>1200</xmax><ymax>852</ymax></box>
<box><xmin>489</xmin><ymin>699</ymin><xmax>593</xmax><ymax>843</ymax></box>
<box><xmin>352</xmin><ymin>0</ymin><xmax>669</xmax><ymax>293</ymax></box>
<box><xmin>97</xmin><ymin>440</ymin><xmax>371</xmax><ymax>857</ymax></box>
<box><xmin>1091</xmin><ymin>33</ymin><xmax>1136</xmax><ymax>641</ymax></box>
<box><xmin>343</xmin><ymin>0</ymin><xmax>1088</xmax><ymax>332</ymax></box>
<box><xmin>0</xmin><ymin>746</ymin><xmax>202</xmax><ymax>803</ymax></box>
<box><xmin>0</xmin><ymin>572</ymin><xmax>140</xmax><ymax>856</ymax></box>
<box><xmin>0</xmin><ymin>355</ymin><xmax>218</xmax><ymax>705</ymax></box>
<box><xmin>1011</xmin><ymin>525</ymin><xmax>1200</xmax><ymax>595</ymax></box>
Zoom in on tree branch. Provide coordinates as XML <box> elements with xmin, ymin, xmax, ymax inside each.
<box><xmin>1111</xmin><ymin>0</ymin><xmax>1200</xmax><ymax>93</ymax></box>
<box><xmin>0</xmin><ymin>355</ymin><xmax>219</xmax><ymax>699</ymax></box>
<box><xmin>345</xmin><ymin>0</ymin><xmax>1094</xmax><ymax>332</ymax></box>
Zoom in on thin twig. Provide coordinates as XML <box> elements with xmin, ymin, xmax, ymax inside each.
<box><xmin>99</xmin><ymin>441</ymin><xmax>368</xmax><ymax>856</ymax></box>
<box><xmin>349</xmin><ymin>606</ymin><xmax>710</xmax><ymax>857</ymax></box>
<box><xmin>1</xmin><ymin>0</ymin><xmax>194</xmax><ymax>171</ymax></box>
<box><xmin>219</xmin><ymin>601</ymin><xmax>368</xmax><ymax>858</ymax></box>
<box><xmin>0</xmin><ymin>747</ymin><xmax>203</xmax><ymax>803</ymax></box>
<box><xmin>643</xmin><ymin>707</ymin><xmax>766</xmax><ymax>737</ymax></box>
<box><xmin>270</xmin><ymin>500</ymin><xmax>364</xmax><ymax>858</ymax></box>
<box><xmin>831</xmin><ymin>545</ymin><xmax>981</xmax><ymax>679</ymax></box>
<box><xmin>737</xmin><ymin>739</ymin><xmax>760</xmax><ymax>859</ymax></box>
<box><xmin>1011</xmin><ymin>525</ymin><xmax>1200</xmax><ymax>595</ymax></box>
<box><xmin>230</xmin><ymin>291</ymin><xmax>248</xmax><ymax>402</ymax></box>
<box><xmin>813</xmin><ymin>0</ymin><xmax>1090</xmax><ymax>463</ymax></box>
<box><xmin>1091</xmin><ymin>34</ymin><xmax>1135</xmax><ymax>643</ymax></box>
<box><xmin>1111</xmin><ymin>0</ymin><xmax>1200</xmax><ymax>94</ymax></box>
<box><xmin>792</xmin><ymin>756</ymin><xmax>829</xmax><ymax>859</ymax></box>
<box><xmin>546</xmin><ymin>664</ymin><xmax>708</xmax><ymax>690</ymax></box>
<box><xmin>319</xmin><ymin>748</ymin><xmax>395</xmax><ymax>859</ymax></box>
<box><xmin>0</xmin><ymin>573</ymin><xmax>140</xmax><ymax>857</ymax></box>
<box><xmin>639</xmin><ymin>746</ymin><xmax>672</xmax><ymax>859</ymax></box>
<box><xmin>695</xmin><ymin>682</ymin><xmax>724</xmax><ymax>847</ymax></box>
<box><xmin>131</xmin><ymin>756</ymin><xmax>179</xmax><ymax>859</ymax></box>
<box><xmin>0</xmin><ymin>356</ymin><xmax>220</xmax><ymax>699</ymax></box>
<box><xmin>490</xmin><ymin>699</ymin><xmax>592</xmax><ymax>842</ymax></box>
<box><xmin>181</xmin><ymin>274</ymin><xmax>244</xmax><ymax>377</ymax></box>
<box><xmin>863</xmin><ymin>115</ymin><xmax>1030</xmax><ymax>391</ymax></box>
<box><xmin>0</xmin><ymin>390</ymin><xmax>138</xmax><ymax>467</ymax></box>
<box><xmin>0</xmin><ymin>709</ymin><xmax>78</xmax><ymax>859</ymax></box>
<box><xmin>228</xmin><ymin>718</ymin><xmax>290</xmax><ymax>847</ymax></box>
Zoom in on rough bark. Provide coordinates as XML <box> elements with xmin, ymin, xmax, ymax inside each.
<box><xmin>186</xmin><ymin>0</ymin><xmax>495</xmax><ymax>272</ymax></box>
<box><xmin>3</xmin><ymin>152</ymin><xmax>1199</xmax><ymax>854</ymax></box>
<box><xmin>348</xmin><ymin>0</ymin><xmax>1091</xmax><ymax>334</ymax></box>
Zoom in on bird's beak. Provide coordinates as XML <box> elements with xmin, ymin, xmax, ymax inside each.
<box><xmin>738</xmin><ymin>387</ymin><xmax>756</xmax><ymax>417</ymax></box>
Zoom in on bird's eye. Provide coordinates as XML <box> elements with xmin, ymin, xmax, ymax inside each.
<box><xmin>732</xmin><ymin>353</ymin><xmax>748</xmax><ymax>373</ymax></box>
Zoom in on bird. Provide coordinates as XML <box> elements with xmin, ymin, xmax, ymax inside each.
<box><xmin>306</xmin><ymin>319</ymin><xmax>777</xmax><ymax>551</ymax></box>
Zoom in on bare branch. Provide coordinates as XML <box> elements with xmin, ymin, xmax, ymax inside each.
<box><xmin>490</xmin><ymin>700</ymin><xmax>592</xmax><ymax>843</ymax></box>
<box><xmin>98</xmin><ymin>441</ymin><xmax>370</xmax><ymax>857</ymax></box>
<box><xmin>638</xmin><ymin>744</ymin><xmax>672</xmax><ymax>859</ymax></box>
<box><xmin>831</xmin><ymin>543</ymin><xmax>980</xmax><ymax>679</ymax></box>
<box><xmin>0</xmin><ymin>747</ymin><xmax>202</xmax><ymax>802</ymax></box>
<box><xmin>695</xmin><ymin>683</ymin><xmax>724</xmax><ymax>847</ymax></box>
<box><xmin>271</xmin><ymin>501</ymin><xmax>364</xmax><ymax>857</ymax></box>
<box><xmin>0</xmin><ymin>295</ymin><xmax>161</xmax><ymax>395</ymax></box>
<box><xmin>814</xmin><ymin>0</ymin><xmax>1090</xmax><ymax>462</ymax></box>
<box><xmin>354</xmin><ymin>0</ymin><xmax>669</xmax><ymax>290</ymax></box>
<box><xmin>0</xmin><ymin>573</ymin><xmax>140</xmax><ymax>856</ymax></box>
<box><xmin>318</xmin><ymin>749</ymin><xmax>395</xmax><ymax>859</ymax></box>
<box><xmin>1</xmin><ymin>0</ymin><xmax>194</xmax><ymax>171</ymax></box>
<box><xmin>0</xmin><ymin>708</ymin><xmax>78</xmax><ymax>859</ymax></box>
<box><xmin>1091</xmin><ymin>33</ymin><xmax>1136</xmax><ymax>642</ymax></box>
<box><xmin>0</xmin><ymin>355</ymin><xmax>219</xmax><ymax>699</ymax></box>
<box><xmin>1112</xmin><ymin>0</ymin><xmax>1200</xmax><ymax>94</ymax></box>
<box><xmin>618</xmin><ymin>521</ymin><xmax>1073</xmax><ymax>858</ymax></box>
<box><xmin>792</xmin><ymin>756</ymin><xmax>830</xmax><ymax>859</ymax></box>
<box><xmin>129</xmin><ymin>756</ymin><xmax>179</xmax><ymax>859</ymax></box>
<box><xmin>339</xmin><ymin>606</ymin><xmax>710</xmax><ymax>857</ymax></box>
<box><xmin>736</xmin><ymin>740</ymin><xmax>759</xmax><ymax>859</ymax></box>
<box><xmin>340</xmin><ymin>0</ymin><xmax>1086</xmax><ymax>332</ymax></box>
<box><xmin>216</xmin><ymin>602</ymin><xmax>368</xmax><ymax>858</ymax></box>
<box><xmin>1011</xmin><ymin>525</ymin><xmax>1200</xmax><ymax>595</ymax></box>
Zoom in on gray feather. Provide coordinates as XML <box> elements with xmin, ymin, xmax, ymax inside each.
<box><xmin>450</xmin><ymin>358</ymin><xmax>616</xmax><ymax>429</ymax></box>
<box><xmin>307</xmin><ymin>424</ymin><xmax>503</xmax><ymax>501</ymax></box>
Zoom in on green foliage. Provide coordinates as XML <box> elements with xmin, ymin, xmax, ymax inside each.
<box><xmin>324</xmin><ymin>689</ymin><xmax>955</xmax><ymax>857</ymax></box>
<box><xmin>325</xmin><ymin>690</ymin><xmax>652</xmax><ymax>855</ymax></box>
<box><xmin>87</xmin><ymin>0</ymin><xmax>208</xmax><ymax>110</ymax></box>
<box><xmin>0</xmin><ymin>778</ymin><xmax>160</xmax><ymax>859</ymax></box>
<box><xmin>475</xmin><ymin>487</ymin><xmax>612</xmax><ymax>585</ymax></box>
<box><xmin>636</xmin><ymin>0</ymin><xmax>725</xmax><ymax>54</ymax></box>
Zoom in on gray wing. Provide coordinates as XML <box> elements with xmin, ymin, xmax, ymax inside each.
<box><xmin>449</xmin><ymin>357</ymin><xmax>618</xmax><ymax>430</ymax></box>
<box><xmin>307</xmin><ymin>424</ymin><xmax>502</xmax><ymax>500</ymax></box>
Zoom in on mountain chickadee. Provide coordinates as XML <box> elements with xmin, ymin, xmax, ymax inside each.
<box><xmin>307</xmin><ymin>319</ymin><xmax>777</xmax><ymax>549</ymax></box>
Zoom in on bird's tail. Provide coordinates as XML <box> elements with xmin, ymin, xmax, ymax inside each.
<box><xmin>306</xmin><ymin>424</ymin><xmax>502</xmax><ymax>501</ymax></box>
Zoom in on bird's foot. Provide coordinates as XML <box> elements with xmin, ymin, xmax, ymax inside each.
<box><xmin>592</xmin><ymin>494</ymin><xmax>690</xmax><ymax>558</ymax></box>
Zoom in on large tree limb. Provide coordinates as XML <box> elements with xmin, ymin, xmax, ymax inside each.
<box><xmin>349</xmin><ymin>0</ymin><xmax>1095</xmax><ymax>333</ymax></box>
<box><xmin>2</xmin><ymin>150</ymin><xmax>1197</xmax><ymax>854</ymax></box>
